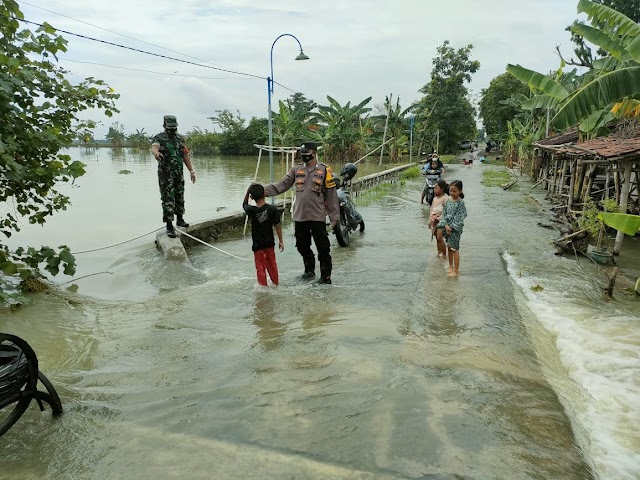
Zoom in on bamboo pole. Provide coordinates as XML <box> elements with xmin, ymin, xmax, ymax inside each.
<box><xmin>568</xmin><ymin>159</ymin><xmax>576</xmax><ymax>213</ymax></box>
<box><xmin>613</xmin><ymin>161</ymin><xmax>633</xmax><ymax>255</ymax></box>
<box><xmin>604</xmin><ymin>165</ymin><xmax>611</xmax><ymax>200</ymax></box>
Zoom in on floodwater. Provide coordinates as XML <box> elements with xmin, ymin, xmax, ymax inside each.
<box><xmin>1</xmin><ymin>148</ymin><xmax>639</xmax><ymax>479</ymax></box>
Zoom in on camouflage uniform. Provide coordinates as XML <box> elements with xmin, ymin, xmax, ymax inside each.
<box><xmin>152</xmin><ymin>131</ymin><xmax>188</xmax><ymax>223</ymax></box>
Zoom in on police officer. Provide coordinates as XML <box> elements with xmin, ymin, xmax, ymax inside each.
<box><xmin>263</xmin><ymin>142</ymin><xmax>340</xmax><ymax>284</ymax></box>
<box><xmin>151</xmin><ymin>115</ymin><xmax>196</xmax><ymax>238</ymax></box>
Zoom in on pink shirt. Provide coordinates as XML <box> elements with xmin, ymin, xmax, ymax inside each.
<box><xmin>429</xmin><ymin>194</ymin><xmax>449</xmax><ymax>227</ymax></box>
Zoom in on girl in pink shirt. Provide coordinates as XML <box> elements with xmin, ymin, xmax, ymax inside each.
<box><xmin>428</xmin><ymin>180</ymin><xmax>449</xmax><ymax>257</ymax></box>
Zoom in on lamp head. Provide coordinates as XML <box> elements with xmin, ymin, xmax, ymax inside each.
<box><xmin>295</xmin><ymin>50</ymin><xmax>310</xmax><ymax>61</ymax></box>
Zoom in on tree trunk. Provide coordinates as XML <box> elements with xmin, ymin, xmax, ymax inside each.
<box><xmin>613</xmin><ymin>161</ymin><xmax>632</xmax><ymax>255</ymax></box>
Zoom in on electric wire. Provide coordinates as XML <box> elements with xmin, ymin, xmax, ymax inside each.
<box><xmin>7</xmin><ymin>15</ymin><xmax>263</xmax><ymax>80</ymax></box>
<box><xmin>61</xmin><ymin>58</ymin><xmax>256</xmax><ymax>81</ymax></box>
<box><xmin>20</xmin><ymin>0</ymin><xmax>232</xmax><ymax>70</ymax></box>
<box><xmin>6</xmin><ymin>14</ymin><xmax>299</xmax><ymax>94</ymax></box>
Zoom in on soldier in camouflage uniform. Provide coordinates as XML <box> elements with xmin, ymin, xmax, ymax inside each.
<box><xmin>151</xmin><ymin>115</ymin><xmax>196</xmax><ymax>238</ymax></box>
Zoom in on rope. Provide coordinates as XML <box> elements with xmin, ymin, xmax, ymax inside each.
<box><xmin>72</xmin><ymin>227</ymin><xmax>163</xmax><ymax>254</ymax></box>
<box><xmin>176</xmin><ymin>229</ymin><xmax>249</xmax><ymax>261</ymax></box>
<box><xmin>61</xmin><ymin>271</ymin><xmax>114</xmax><ymax>284</ymax></box>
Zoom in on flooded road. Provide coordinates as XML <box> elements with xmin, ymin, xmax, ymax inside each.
<box><xmin>1</xmin><ymin>149</ymin><xmax>639</xmax><ymax>479</ymax></box>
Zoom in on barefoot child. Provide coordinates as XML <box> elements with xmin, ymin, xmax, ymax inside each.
<box><xmin>243</xmin><ymin>184</ymin><xmax>284</xmax><ymax>286</ymax></box>
<box><xmin>437</xmin><ymin>180</ymin><xmax>467</xmax><ymax>276</ymax></box>
<box><xmin>428</xmin><ymin>179</ymin><xmax>449</xmax><ymax>257</ymax></box>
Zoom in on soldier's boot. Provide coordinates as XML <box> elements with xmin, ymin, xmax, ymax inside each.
<box><xmin>166</xmin><ymin>221</ymin><xmax>177</xmax><ymax>238</ymax></box>
<box><xmin>300</xmin><ymin>257</ymin><xmax>315</xmax><ymax>280</ymax></box>
<box><xmin>176</xmin><ymin>216</ymin><xmax>189</xmax><ymax>228</ymax></box>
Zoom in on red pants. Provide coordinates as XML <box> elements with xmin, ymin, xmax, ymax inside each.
<box><xmin>253</xmin><ymin>247</ymin><xmax>279</xmax><ymax>286</ymax></box>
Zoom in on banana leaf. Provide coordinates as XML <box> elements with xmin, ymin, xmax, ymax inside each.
<box><xmin>552</xmin><ymin>66</ymin><xmax>640</xmax><ymax>130</ymax></box>
<box><xmin>571</xmin><ymin>23</ymin><xmax>629</xmax><ymax>61</ymax></box>
<box><xmin>506</xmin><ymin>64</ymin><xmax>570</xmax><ymax>100</ymax></box>
<box><xmin>598</xmin><ymin>212</ymin><xmax>640</xmax><ymax>236</ymax></box>
<box><xmin>578</xmin><ymin>0</ymin><xmax>640</xmax><ymax>40</ymax></box>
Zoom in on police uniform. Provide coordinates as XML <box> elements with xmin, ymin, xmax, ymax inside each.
<box><xmin>152</xmin><ymin>116</ymin><xmax>188</xmax><ymax>223</ymax></box>
<box><xmin>264</xmin><ymin>143</ymin><xmax>340</xmax><ymax>282</ymax></box>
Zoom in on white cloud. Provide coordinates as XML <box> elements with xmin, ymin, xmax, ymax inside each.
<box><xmin>20</xmin><ymin>0</ymin><xmax>583</xmax><ymax>137</ymax></box>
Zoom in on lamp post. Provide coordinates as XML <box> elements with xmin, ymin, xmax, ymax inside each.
<box><xmin>409</xmin><ymin>114</ymin><xmax>415</xmax><ymax>164</ymax></box>
<box><xmin>267</xmin><ymin>34</ymin><xmax>309</xmax><ymax>202</ymax></box>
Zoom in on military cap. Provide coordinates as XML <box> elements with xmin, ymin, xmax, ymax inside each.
<box><xmin>163</xmin><ymin>115</ymin><xmax>178</xmax><ymax>127</ymax></box>
<box><xmin>300</xmin><ymin>141</ymin><xmax>318</xmax><ymax>152</ymax></box>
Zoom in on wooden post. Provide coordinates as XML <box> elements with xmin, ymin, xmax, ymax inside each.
<box><xmin>605</xmin><ymin>267</ymin><xmax>619</xmax><ymax>298</ymax></box>
<box><xmin>584</xmin><ymin>164</ymin><xmax>596</xmax><ymax>206</ymax></box>
<box><xmin>604</xmin><ymin>165</ymin><xmax>611</xmax><ymax>200</ymax></box>
<box><xmin>575</xmin><ymin>159</ymin><xmax>586</xmax><ymax>200</ymax></box>
<box><xmin>613</xmin><ymin>161</ymin><xmax>632</xmax><ymax>255</ymax></box>
<box><xmin>568</xmin><ymin>159</ymin><xmax>576</xmax><ymax>214</ymax></box>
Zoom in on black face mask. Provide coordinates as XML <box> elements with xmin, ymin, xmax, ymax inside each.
<box><xmin>301</xmin><ymin>152</ymin><xmax>314</xmax><ymax>162</ymax></box>
<box><xmin>165</xmin><ymin>128</ymin><xmax>177</xmax><ymax>136</ymax></box>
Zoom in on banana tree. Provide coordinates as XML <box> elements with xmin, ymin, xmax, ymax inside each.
<box><xmin>310</xmin><ymin>96</ymin><xmax>373</xmax><ymax>163</ymax></box>
<box><xmin>552</xmin><ymin>0</ymin><xmax>640</xmax><ymax>130</ymax></box>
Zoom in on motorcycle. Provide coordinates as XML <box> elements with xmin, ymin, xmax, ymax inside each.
<box><xmin>333</xmin><ymin>162</ymin><xmax>365</xmax><ymax>247</ymax></box>
<box><xmin>421</xmin><ymin>166</ymin><xmax>443</xmax><ymax>205</ymax></box>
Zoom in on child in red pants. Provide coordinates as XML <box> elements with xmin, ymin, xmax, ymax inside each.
<box><xmin>243</xmin><ymin>184</ymin><xmax>284</xmax><ymax>286</ymax></box>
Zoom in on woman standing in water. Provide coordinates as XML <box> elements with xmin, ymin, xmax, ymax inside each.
<box><xmin>438</xmin><ymin>180</ymin><xmax>467</xmax><ymax>276</ymax></box>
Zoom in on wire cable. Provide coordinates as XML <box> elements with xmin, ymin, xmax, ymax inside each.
<box><xmin>20</xmin><ymin>0</ymin><xmax>232</xmax><ymax>71</ymax></box>
<box><xmin>72</xmin><ymin>227</ymin><xmax>163</xmax><ymax>255</ymax></box>
<box><xmin>6</xmin><ymin>15</ymin><xmax>264</xmax><ymax>80</ymax></box>
<box><xmin>60</xmin><ymin>58</ymin><xmax>256</xmax><ymax>81</ymax></box>
<box><xmin>8</xmin><ymin>14</ymin><xmax>300</xmax><ymax>94</ymax></box>
<box><xmin>176</xmin><ymin>229</ymin><xmax>248</xmax><ymax>261</ymax></box>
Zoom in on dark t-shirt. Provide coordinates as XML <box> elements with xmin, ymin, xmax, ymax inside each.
<box><xmin>243</xmin><ymin>203</ymin><xmax>281</xmax><ymax>251</ymax></box>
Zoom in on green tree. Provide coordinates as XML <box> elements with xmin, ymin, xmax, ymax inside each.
<box><xmin>273</xmin><ymin>93</ymin><xmax>317</xmax><ymax>148</ymax></box>
<box><xmin>184</xmin><ymin>127</ymin><xmax>219</xmax><ymax>155</ymax></box>
<box><xmin>210</xmin><ymin>109</ymin><xmax>246</xmax><ymax>155</ymax></box>
<box><xmin>415</xmin><ymin>41</ymin><xmax>480</xmax><ymax>153</ymax></box>
<box><xmin>479</xmin><ymin>72</ymin><xmax>531</xmax><ymax>137</ymax></box>
<box><xmin>105</xmin><ymin>121</ymin><xmax>126</xmax><ymax>147</ymax></box>
<box><xmin>0</xmin><ymin>0</ymin><xmax>118</xmax><ymax>304</ymax></box>
<box><xmin>310</xmin><ymin>96</ymin><xmax>373</xmax><ymax>163</ymax></box>
<box><xmin>126</xmin><ymin>128</ymin><xmax>151</xmax><ymax>149</ymax></box>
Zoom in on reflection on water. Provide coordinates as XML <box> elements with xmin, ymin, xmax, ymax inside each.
<box><xmin>2</xmin><ymin>152</ymin><xmax>639</xmax><ymax>478</ymax></box>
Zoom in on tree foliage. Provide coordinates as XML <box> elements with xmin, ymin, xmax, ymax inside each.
<box><xmin>0</xmin><ymin>0</ymin><xmax>118</xmax><ymax>304</ymax></box>
<box><xmin>105</xmin><ymin>121</ymin><xmax>126</xmax><ymax>146</ymax></box>
<box><xmin>564</xmin><ymin>0</ymin><xmax>640</xmax><ymax>67</ymax></box>
<box><xmin>414</xmin><ymin>41</ymin><xmax>480</xmax><ymax>153</ymax></box>
<box><xmin>479</xmin><ymin>72</ymin><xmax>531</xmax><ymax>136</ymax></box>
<box><xmin>209</xmin><ymin>110</ymin><xmax>267</xmax><ymax>155</ymax></box>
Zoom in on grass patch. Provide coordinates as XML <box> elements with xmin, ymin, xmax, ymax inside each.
<box><xmin>481</xmin><ymin>169</ymin><xmax>512</xmax><ymax>187</ymax></box>
<box><xmin>356</xmin><ymin>182</ymin><xmax>394</xmax><ymax>206</ymax></box>
<box><xmin>118</xmin><ymin>169</ymin><xmax>133</xmax><ymax>174</ymax></box>
<box><xmin>399</xmin><ymin>165</ymin><xmax>420</xmax><ymax>180</ymax></box>
<box><xmin>440</xmin><ymin>154</ymin><xmax>457</xmax><ymax>164</ymax></box>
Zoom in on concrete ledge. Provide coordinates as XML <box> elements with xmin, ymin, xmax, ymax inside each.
<box><xmin>155</xmin><ymin>200</ymin><xmax>292</xmax><ymax>261</ymax></box>
<box><xmin>155</xmin><ymin>231</ymin><xmax>191</xmax><ymax>263</ymax></box>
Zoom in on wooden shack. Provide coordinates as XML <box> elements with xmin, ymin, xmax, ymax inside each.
<box><xmin>533</xmin><ymin>130</ymin><xmax>640</xmax><ymax>254</ymax></box>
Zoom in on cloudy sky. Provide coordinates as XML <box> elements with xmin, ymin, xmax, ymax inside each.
<box><xmin>20</xmin><ymin>0</ymin><xmax>585</xmax><ymax>138</ymax></box>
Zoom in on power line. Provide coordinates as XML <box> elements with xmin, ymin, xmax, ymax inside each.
<box><xmin>7</xmin><ymin>15</ymin><xmax>265</xmax><ymax>80</ymax></box>
<box><xmin>20</xmin><ymin>1</ymin><xmax>232</xmax><ymax>71</ymax></box>
<box><xmin>61</xmin><ymin>58</ymin><xmax>257</xmax><ymax>81</ymax></box>
<box><xmin>7</xmin><ymin>14</ymin><xmax>300</xmax><ymax>94</ymax></box>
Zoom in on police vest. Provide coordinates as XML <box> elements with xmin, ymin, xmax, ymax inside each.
<box><xmin>294</xmin><ymin>163</ymin><xmax>336</xmax><ymax>194</ymax></box>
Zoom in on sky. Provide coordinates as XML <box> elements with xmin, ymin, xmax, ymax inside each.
<box><xmin>19</xmin><ymin>0</ymin><xmax>586</xmax><ymax>138</ymax></box>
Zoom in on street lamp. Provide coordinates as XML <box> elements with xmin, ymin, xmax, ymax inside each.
<box><xmin>267</xmin><ymin>33</ymin><xmax>309</xmax><ymax>201</ymax></box>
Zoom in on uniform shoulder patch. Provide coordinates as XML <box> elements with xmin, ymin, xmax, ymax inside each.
<box><xmin>324</xmin><ymin>165</ymin><xmax>336</xmax><ymax>189</ymax></box>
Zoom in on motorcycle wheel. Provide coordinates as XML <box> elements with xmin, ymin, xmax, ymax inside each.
<box><xmin>426</xmin><ymin>190</ymin><xmax>434</xmax><ymax>205</ymax></box>
<box><xmin>359</xmin><ymin>220</ymin><xmax>365</xmax><ymax>232</ymax></box>
<box><xmin>334</xmin><ymin>221</ymin><xmax>350</xmax><ymax>247</ymax></box>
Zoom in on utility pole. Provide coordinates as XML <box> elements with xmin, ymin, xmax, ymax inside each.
<box><xmin>379</xmin><ymin>93</ymin><xmax>392</xmax><ymax>167</ymax></box>
<box><xmin>436</xmin><ymin>128</ymin><xmax>440</xmax><ymax>153</ymax></box>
